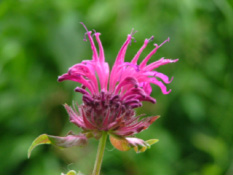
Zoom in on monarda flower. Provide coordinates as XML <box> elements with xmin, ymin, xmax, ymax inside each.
<box><xmin>28</xmin><ymin>23</ymin><xmax>178</xmax><ymax>162</ymax></box>
<box><xmin>57</xmin><ymin>23</ymin><xmax>178</xmax><ymax>152</ymax></box>
<box><xmin>28</xmin><ymin>24</ymin><xmax>178</xmax><ymax>175</ymax></box>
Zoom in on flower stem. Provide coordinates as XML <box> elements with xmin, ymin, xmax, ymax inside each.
<box><xmin>92</xmin><ymin>132</ymin><xmax>107</xmax><ymax>175</ymax></box>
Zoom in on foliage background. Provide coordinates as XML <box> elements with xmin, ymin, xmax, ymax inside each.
<box><xmin>0</xmin><ymin>0</ymin><xmax>233</xmax><ymax>174</ymax></box>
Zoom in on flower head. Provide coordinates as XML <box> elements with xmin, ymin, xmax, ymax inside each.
<box><xmin>58</xmin><ymin>23</ymin><xmax>178</xmax><ymax>152</ymax></box>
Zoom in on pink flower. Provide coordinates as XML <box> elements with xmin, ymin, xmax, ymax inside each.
<box><xmin>58</xmin><ymin>23</ymin><xmax>178</xmax><ymax>152</ymax></box>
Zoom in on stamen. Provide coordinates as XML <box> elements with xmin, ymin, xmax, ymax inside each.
<box><xmin>130</xmin><ymin>28</ymin><xmax>137</xmax><ymax>36</ymax></box>
<box><xmin>80</xmin><ymin>22</ymin><xmax>89</xmax><ymax>32</ymax></box>
<box><xmin>83</xmin><ymin>34</ymin><xmax>87</xmax><ymax>41</ymax></box>
<box><xmin>148</xmin><ymin>36</ymin><xmax>154</xmax><ymax>42</ymax></box>
<box><xmin>80</xmin><ymin>22</ymin><xmax>89</xmax><ymax>41</ymax></box>
<box><xmin>130</xmin><ymin>37</ymin><xmax>136</xmax><ymax>46</ymax></box>
<box><xmin>129</xmin><ymin>29</ymin><xmax>137</xmax><ymax>45</ymax></box>
<box><xmin>131</xmin><ymin>36</ymin><xmax>152</xmax><ymax>65</ymax></box>
<box><xmin>159</xmin><ymin>37</ymin><xmax>170</xmax><ymax>47</ymax></box>
<box><xmin>91</xmin><ymin>29</ymin><xmax>97</xmax><ymax>37</ymax></box>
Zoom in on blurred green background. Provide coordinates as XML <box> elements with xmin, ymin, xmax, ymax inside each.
<box><xmin>1</xmin><ymin>0</ymin><xmax>233</xmax><ymax>174</ymax></box>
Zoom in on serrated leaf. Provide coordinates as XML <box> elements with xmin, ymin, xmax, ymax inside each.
<box><xmin>28</xmin><ymin>132</ymin><xmax>87</xmax><ymax>158</ymax></box>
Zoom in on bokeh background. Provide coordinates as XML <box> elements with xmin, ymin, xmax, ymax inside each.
<box><xmin>1</xmin><ymin>0</ymin><xmax>233</xmax><ymax>174</ymax></box>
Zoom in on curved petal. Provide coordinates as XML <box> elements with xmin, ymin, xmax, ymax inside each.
<box><xmin>58</xmin><ymin>73</ymin><xmax>96</xmax><ymax>94</ymax></box>
<box><xmin>150</xmin><ymin>77</ymin><xmax>171</xmax><ymax>94</ymax></box>
<box><xmin>115</xmin><ymin>77</ymin><xmax>139</xmax><ymax>94</ymax></box>
<box><xmin>145</xmin><ymin>58</ymin><xmax>179</xmax><ymax>71</ymax></box>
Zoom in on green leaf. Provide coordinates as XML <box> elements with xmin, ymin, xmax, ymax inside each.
<box><xmin>146</xmin><ymin>139</ymin><xmax>159</xmax><ymax>145</ymax></box>
<box><xmin>28</xmin><ymin>132</ymin><xmax>87</xmax><ymax>158</ymax></box>
<box><xmin>28</xmin><ymin>134</ymin><xmax>51</xmax><ymax>158</ymax></box>
<box><xmin>134</xmin><ymin>139</ymin><xmax>159</xmax><ymax>153</ymax></box>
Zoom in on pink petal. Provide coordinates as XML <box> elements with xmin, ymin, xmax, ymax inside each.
<box><xmin>80</xmin><ymin>22</ymin><xmax>98</xmax><ymax>62</ymax></box>
<box><xmin>139</xmin><ymin>38</ymin><xmax>170</xmax><ymax>69</ymax></box>
<box><xmin>94</xmin><ymin>32</ymin><xmax>105</xmax><ymax>62</ymax></box>
<box><xmin>58</xmin><ymin>73</ymin><xmax>96</xmax><ymax>94</ymax></box>
<box><xmin>150</xmin><ymin>78</ymin><xmax>171</xmax><ymax>94</ymax></box>
<box><xmin>145</xmin><ymin>58</ymin><xmax>179</xmax><ymax>71</ymax></box>
<box><xmin>74</xmin><ymin>87</ymin><xmax>91</xmax><ymax>96</ymax></box>
<box><xmin>115</xmin><ymin>77</ymin><xmax>139</xmax><ymax>94</ymax></box>
<box><xmin>109</xmin><ymin>33</ymin><xmax>134</xmax><ymax>91</ymax></box>
<box><xmin>131</xmin><ymin>37</ymin><xmax>152</xmax><ymax>64</ymax></box>
<box><xmin>115</xmin><ymin>34</ymin><xmax>133</xmax><ymax>63</ymax></box>
<box><xmin>145</xmin><ymin>71</ymin><xmax>174</xmax><ymax>84</ymax></box>
<box><xmin>68</xmin><ymin>64</ymin><xmax>98</xmax><ymax>87</ymax></box>
<box><xmin>142</xmin><ymin>82</ymin><xmax>152</xmax><ymax>95</ymax></box>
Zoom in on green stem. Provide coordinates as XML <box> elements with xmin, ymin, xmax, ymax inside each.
<box><xmin>92</xmin><ymin>132</ymin><xmax>108</xmax><ymax>175</ymax></box>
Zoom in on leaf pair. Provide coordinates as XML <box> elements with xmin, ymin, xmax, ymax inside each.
<box><xmin>28</xmin><ymin>132</ymin><xmax>159</xmax><ymax>158</ymax></box>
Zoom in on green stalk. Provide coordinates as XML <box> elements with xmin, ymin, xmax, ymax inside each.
<box><xmin>92</xmin><ymin>132</ymin><xmax>108</xmax><ymax>175</ymax></box>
